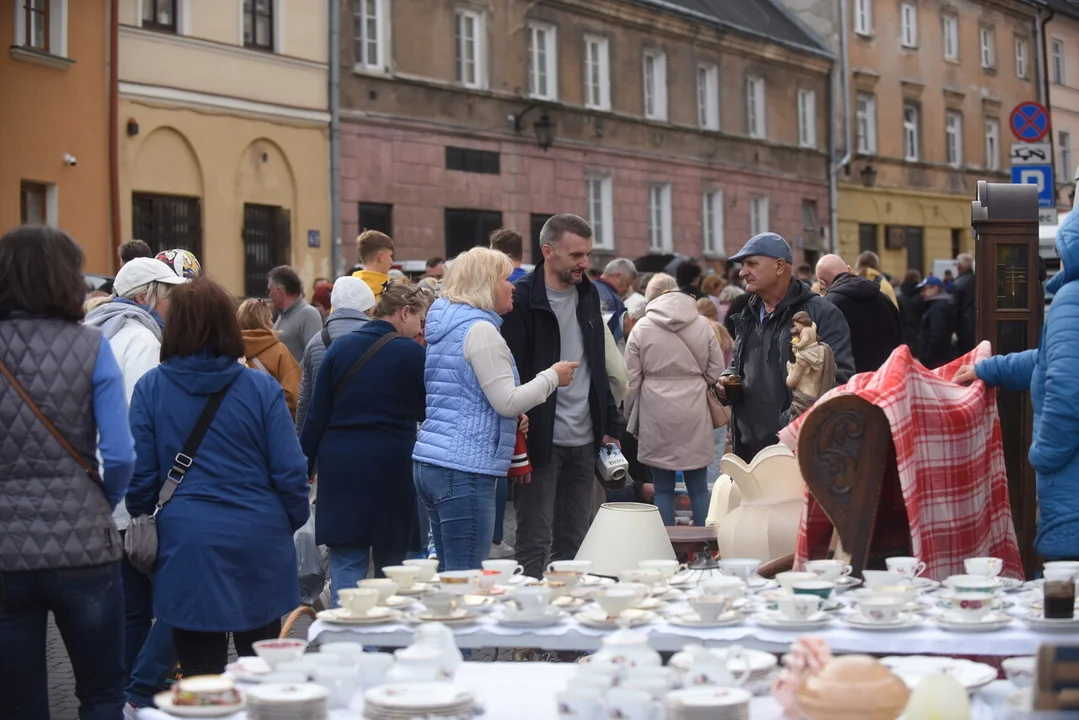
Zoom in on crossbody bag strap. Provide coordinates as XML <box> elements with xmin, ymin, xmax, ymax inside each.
<box><xmin>321</xmin><ymin>326</ymin><xmax>332</xmax><ymax>349</ymax></box>
<box><xmin>333</xmin><ymin>331</ymin><xmax>398</xmax><ymax>401</ymax></box>
<box><xmin>250</xmin><ymin>356</ymin><xmax>269</xmax><ymax>373</ymax></box>
<box><xmin>152</xmin><ymin>380</ymin><xmax>234</xmax><ymax>517</ymax></box>
<box><xmin>670</xmin><ymin>328</ymin><xmax>713</xmax><ymax>385</ymax></box>
<box><xmin>0</xmin><ymin>356</ymin><xmax>101</xmax><ymax>485</ymax></box>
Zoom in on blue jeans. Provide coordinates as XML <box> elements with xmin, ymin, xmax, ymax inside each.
<box><xmin>328</xmin><ymin>545</ymin><xmax>402</xmax><ymax>608</ymax></box>
<box><xmin>120</xmin><ymin>548</ymin><xmax>176</xmax><ymax>707</ymax></box>
<box><xmin>652</xmin><ymin>467</ymin><xmax>710</xmax><ymax>526</ymax></box>
<box><xmin>413</xmin><ymin>462</ymin><xmax>497</xmax><ymax>572</ymax></box>
<box><xmin>706</xmin><ymin>426</ymin><xmax>729</xmax><ymax>487</ymax></box>
<box><xmin>493</xmin><ymin>477</ymin><xmax>508</xmax><ymax>545</ymax></box>
<box><xmin>0</xmin><ymin>562</ymin><xmax>125</xmax><ymax>720</ymax></box>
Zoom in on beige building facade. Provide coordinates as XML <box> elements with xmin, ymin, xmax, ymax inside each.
<box><xmin>117</xmin><ymin>0</ymin><xmax>330</xmax><ymax>296</ymax></box>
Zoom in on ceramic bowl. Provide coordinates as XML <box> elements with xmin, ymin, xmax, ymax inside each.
<box><xmin>252</xmin><ymin>638</ymin><xmax>307</xmax><ymax>669</ymax></box>
<box><xmin>1002</xmin><ymin>656</ymin><xmax>1036</xmax><ymax>688</ymax></box>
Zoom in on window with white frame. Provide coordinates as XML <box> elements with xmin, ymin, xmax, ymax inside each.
<box><xmin>854</xmin><ymin>0</ymin><xmax>872</xmax><ymax>35</ymax></box>
<box><xmin>1015</xmin><ymin>38</ymin><xmax>1029</xmax><ymax>78</ymax></box>
<box><xmin>903</xmin><ymin>104</ymin><xmax>920</xmax><ymax>162</ymax></box>
<box><xmin>746</xmin><ymin>76</ymin><xmax>766</xmax><ymax>139</ymax></box>
<box><xmin>942</xmin><ymin>14</ymin><xmax>959</xmax><ymax>61</ymax></box>
<box><xmin>750</xmin><ymin>195</ymin><xmax>769</xmax><ymax>237</ymax></box>
<box><xmin>945</xmin><ymin>111</ymin><xmax>963</xmax><ymax>168</ymax></box>
<box><xmin>1052</xmin><ymin>38</ymin><xmax>1066</xmax><ymax>85</ymax></box>
<box><xmin>980</xmin><ymin>27</ymin><xmax>995</xmax><ymax>69</ymax></box>
<box><xmin>643</xmin><ymin>50</ymin><xmax>668</xmax><ymax>121</ymax></box>
<box><xmin>13</xmin><ymin>0</ymin><xmax>67</xmax><ymax>56</ymax></box>
<box><xmin>702</xmin><ymin>190</ymin><xmax>725</xmax><ymax>256</ymax></box>
<box><xmin>583</xmin><ymin>35</ymin><xmax>610</xmax><ymax>111</ymax></box>
<box><xmin>527</xmin><ymin>22</ymin><xmax>558</xmax><ymax>100</ymax></box>
<box><xmin>355</xmin><ymin>0</ymin><xmax>389</xmax><ymax>70</ymax></box>
<box><xmin>648</xmin><ymin>184</ymin><xmax>672</xmax><ymax>252</ymax></box>
<box><xmin>985</xmin><ymin>118</ymin><xmax>1000</xmax><ymax>171</ymax></box>
<box><xmin>1061</xmin><ymin>131</ymin><xmax>1073</xmax><ymax>184</ymax></box>
<box><xmin>697</xmin><ymin>64</ymin><xmax>720</xmax><ymax>130</ymax></box>
<box><xmin>798</xmin><ymin>89</ymin><xmax>817</xmax><ymax>149</ymax></box>
<box><xmin>856</xmin><ymin>93</ymin><xmax>877</xmax><ymax>154</ymax></box>
<box><xmin>586</xmin><ymin>176</ymin><xmax>614</xmax><ymax>250</ymax></box>
<box><xmin>454</xmin><ymin>9</ymin><xmax>486</xmax><ymax>89</ymax></box>
<box><xmin>900</xmin><ymin>3</ymin><xmax>917</xmax><ymax>48</ymax></box>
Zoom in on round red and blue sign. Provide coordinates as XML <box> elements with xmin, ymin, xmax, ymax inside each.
<box><xmin>1010</xmin><ymin>101</ymin><xmax>1050</xmax><ymax>143</ymax></box>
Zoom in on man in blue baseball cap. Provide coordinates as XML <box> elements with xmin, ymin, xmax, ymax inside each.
<box><xmin>916</xmin><ymin>275</ymin><xmax>956</xmax><ymax>369</ymax></box>
<box><xmin>718</xmin><ymin>233</ymin><xmax>855</xmax><ymax>461</ymax></box>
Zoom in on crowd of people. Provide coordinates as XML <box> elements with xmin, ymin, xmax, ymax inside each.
<box><xmin>0</xmin><ymin>213</ymin><xmax>993</xmax><ymax>718</ymax></box>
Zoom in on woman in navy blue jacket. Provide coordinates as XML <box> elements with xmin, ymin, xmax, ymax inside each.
<box><xmin>299</xmin><ymin>281</ymin><xmax>428</xmax><ymax>607</ymax></box>
<box><xmin>127</xmin><ymin>279</ymin><xmax>309</xmax><ymax>677</ymax></box>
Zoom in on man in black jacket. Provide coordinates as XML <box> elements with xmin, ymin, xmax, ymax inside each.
<box><xmin>501</xmin><ymin>214</ymin><xmax>623</xmax><ymax>578</ymax></box>
<box><xmin>951</xmin><ymin>253</ymin><xmax>976</xmax><ymax>355</ymax></box>
<box><xmin>917</xmin><ymin>276</ymin><xmax>956</xmax><ymax>369</ymax></box>
<box><xmin>719</xmin><ymin>234</ymin><xmax>855</xmax><ymax>462</ymax></box>
<box><xmin>816</xmin><ymin>254</ymin><xmax>902</xmax><ymax>374</ymax></box>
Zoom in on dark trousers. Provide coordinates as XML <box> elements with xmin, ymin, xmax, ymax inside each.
<box><xmin>119</xmin><ymin>547</ymin><xmax>177</xmax><ymax>707</ymax></box>
<box><xmin>514</xmin><ymin>443</ymin><xmax>595</xmax><ymax>579</ymax></box>
<box><xmin>172</xmin><ymin>619</ymin><xmax>281</xmax><ymax>677</ymax></box>
<box><xmin>0</xmin><ymin>562</ymin><xmax>125</xmax><ymax>720</ymax></box>
<box><xmin>493</xmin><ymin>477</ymin><xmax>508</xmax><ymax>545</ymax></box>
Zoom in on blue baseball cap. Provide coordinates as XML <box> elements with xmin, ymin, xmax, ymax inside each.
<box><xmin>917</xmin><ymin>276</ymin><xmax>944</xmax><ymax>289</ymax></box>
<box><xmin>729</xmin><ymin>233</ymin><xmax>794</xmax><ymax>264</ymax></box>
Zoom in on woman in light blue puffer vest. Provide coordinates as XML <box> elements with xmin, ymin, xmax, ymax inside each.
<box><xmin>413</xmin><ymin>247</ymin><xmax>576</xmax><ymax>571</ymax></box>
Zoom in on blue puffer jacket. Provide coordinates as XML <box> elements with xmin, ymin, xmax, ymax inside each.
<box><xmin>976</xmin><ymin>210</ymin><xmax>1079</xmax><ymax>559</ymax></box>
<box><xmin>413</xmin><ymin>299</ymin><xmax>518</xmax><ymax>477</ymax></box>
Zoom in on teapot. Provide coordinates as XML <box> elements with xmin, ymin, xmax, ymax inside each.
<box><xmin>412</xmin><ymin>622</ymin><xmax>462</xmax><ymax>678</ymax></box>
<box><xmin>385</xmin><ymin>645</ymin><xmax>446</xmax><ymax>683</ymax></box>
<box><xmin>590</xmin><ymin>628</ymin><xmax>662</xmax><ymax>672</ymax></box>
<box><xmin>679</xmin><ymin>645</ymin><xmax>751</xmax><ymax>688</ymax></box>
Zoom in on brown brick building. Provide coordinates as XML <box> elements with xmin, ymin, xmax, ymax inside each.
<box><xmin>339</xmin><ymin>0</ymin><xmax>834</xmax><ymax>268</ymax></box>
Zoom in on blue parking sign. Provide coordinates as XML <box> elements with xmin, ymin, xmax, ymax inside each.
<box><xmin>1011</xmin><ymin>164</ymin><xmax>1056</xmax><ymax>207</ymax></box>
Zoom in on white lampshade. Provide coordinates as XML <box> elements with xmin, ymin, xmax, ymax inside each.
<box><xmin>575</xmin><ymin>502</ymin><xmax>677</xmax><ymax>577</ymax></box>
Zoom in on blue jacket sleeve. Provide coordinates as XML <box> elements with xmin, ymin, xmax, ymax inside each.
<box><xmin>262</xmin><ymin>382</ymin><xmax>311</xmax><ymax>532</ymax></box>
<box><xmin>126</xmin><ymin>374</ymin><xmax>160</xmax><ymax>517</ymax></box>
<box><xmin>298</xmin><ymin>343</ymin><xmax>337</xmax><ymax>476</ymax></box>
<box><xmin>92</xmin><ymin>339</ymin><xmax>135</xmax><ymax>509</ymax></box>
<box><xmin>1030</xmin><ymin>288</ymin><xmax>1079</xmax><ymax>473</ymax></box>
<box><xmin>975</xmin><ymin>349</ymin><xmax>1037</xmax><ymax>391</ymax></box>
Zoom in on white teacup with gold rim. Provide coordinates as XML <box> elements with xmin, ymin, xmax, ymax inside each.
<box><xmin>381</xmin><ymin>565</ymin><xmax>420</xmax><ymax>592</ymax></box>
<box><xmin>886</xmin><ymin>556</ymin><xmax>927</xmax><ymax>579</ymax></box>
<box><xmin>805</xmin><ymin>559</ymin><xmax>852</xmax><ymax>582</ymax></box>
<box><xmin>482</xmin><ymin>559</ymin><xmax>524</xmax><ymax>584</ymax></box>
<box><xmin>337</xmin><ymin>587</ymin><xmax>379</xmax><ymax>616</ymax></box>
<box><xmin>437</xmin><ymin>570</ymin><xmax>481</xmax><ymax>595</ymax></box>
<box><xmin>357</xmin><ymin>578</ymin><xmax>398</xmax><ymax>603</ymax></box>
<box><xmin>964</xmin><ymin>557</ymin><xmax>1003</xmax><ymax>578</ymax></box>
<box><xmin>544</xmin><ymin>570</ymin><xmax>583</xmax><ymax>591</ymax></box>
<box><xmin>402</xmin><ymin>558</ymin><xmax>439</xmax><ymax>582</ymax></box>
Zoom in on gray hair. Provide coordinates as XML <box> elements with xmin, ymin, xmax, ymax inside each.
<box><xmin>121</xmin><ymin>280</ymin><xmax>175</xmax><ymax>309</ymax></box>
<box><xmin>957</xmin><ymin>253</ymin><xmax>974</xmax><ymax>270</ymax></box>
<box><xmin>539</xmin><ymin>213</ymin><xmax>593</xmax><ymax>247</ymax></box>
<box><xmin>644</xmin><ymin>273</ymin><xmax>678</xmax><ymax>302</ymax></box>
<box><xmin>603</xmin><ymin>258</ymin><xmax>638</xmax><ymax>279</ymax></box>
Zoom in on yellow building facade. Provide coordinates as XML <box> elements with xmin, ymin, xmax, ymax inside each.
<box><xmin>116</xmin><ymin>0</ymin><xmax>330</xmax><ymax>296</ymax></box>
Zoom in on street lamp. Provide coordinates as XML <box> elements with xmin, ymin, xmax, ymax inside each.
<box><xmin>512</xmin><ymin>104</ymin><xmax>556</xmax><ymax>151</ymax></box>
<box><xmin>860</xmin><ymin>164</ymin><xmax>878</xmax><ymax>188</ymax></box>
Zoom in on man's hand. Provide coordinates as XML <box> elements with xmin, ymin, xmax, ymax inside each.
<box><xmin>602</xmin><ymin>435</ymin><xmax>621</xmax><ymax>450</ymax></box>
<box><xmin>953</xmin><ymin>365</ymin><xmax>978</xmax><ymax>386</ymax></box>
<box><xmin>512</xmin><ymin>473</ymin><xmax>531</xmax><ymax>485</ymax></box>
<box><xmin>640</xmin><ymin>483</ymin><xmax>655</xmax><ymax>502</ymax></box>
<box><xmin>714</xmin><ymin>381</ymin><xmax>727</xmax><ymax>401</ymax></box>
<box><xmin>517</xmin><ymin>414</ymin><xmax>529</xmax><ymax>437</ymax></box>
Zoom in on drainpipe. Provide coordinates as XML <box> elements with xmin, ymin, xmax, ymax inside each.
<box><xmin>1037</xmin><ymin>5</ymin><xmax>1056</xmax><ymax>208</ymax></box>
<box><xmin>329</xmin><ymin>0</ymin><xmax>342</xmax><ymax>277</ymax></box>
<box><xmin>108</xmin><ymin>0</ymin><xmax>121</xmax><ymax>270</ymax></box>
<box><xmin>829</xmin><ymin>0</ymin><xmax>852</xmax><ymax>253</ymax></box>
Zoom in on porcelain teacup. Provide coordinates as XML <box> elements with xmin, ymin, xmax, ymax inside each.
<box><xmin>775</xmin><ymin>571</ymin><xmax>817</xmax><ymax>594</ymax></box>
<box><xmin>437</xmin><ymin>570</ymin><xmax>481</xmax><ymax>595</ymax></box>
<box><xmin>638</xmin><ymin>559</ymin><xmax>681</xmax><ymax>582</ymax></box>
<box><xmin>337</xmin><ymin>587</ymin><xmax>379</xmax><ymax>616</ymax></box>
<box><xmin>1044</xmin><ymin>561</ymin><xmax>1079</xmax><ymax>575</ymax></box>
<box><xmin>421</xmin><ymin>591</ymin><xmax>457</xmax><ymax>617</ymax></box>
<box><xmin>805</xmin><ymin>559</ymin><xmax>852</xmax><ymax>582</ymax></box>
<box><xmin>557</xmin><ymin>690</ymin><xmax>604</xmax><ymax>719</ymax></box>
<box><xmin>535</xmin><ymin>580</ymin><xmax>567</xmax><ymax>599</ymax></box>
<box><xmin>549</xmin><ymin>560</ymin><xmax>593</xmax><ymax>575</ymax></box>
<box><xmin>595</xmin><ymin>586</ymin><xmax>642</xmax><ymax>618</ymax></box>
<box><xmin>946</xmin><ymin>574</ymin><xmax>1000</xmax><ymax>594</ymax></box>
<box><xmin>511</xmin><ymin>585</ymin><xmax>552</xmax><ymax>619</ymax></box>
<box><xmin>618</xmin><ymin>568</ymin><xmax>663</xmax><ymax>588</ymax></box>
<box><xmin>688</xmin><ymin>594</ymin><xmax>733</xmax><ymax>623</ymax></box>
<box><xmin>885</xmin><ymin>556</ymin><xmax>927</xmax><ymax>579</ymax></box>
<box><xmin>477</xmin><ymin>570</ymin><xmax>501</xmax><ymax>592</ymax></box>
<box><xmin>699</xmin><ymin>576</ymin><xmax>746</xmax><ymax>599</ymax></box>
<box><xmin>402</xmin><ymin>558</ymin><xmax>439</xmax><ymax>582</ymax></box>
<box><xmin>776</xmin><ymin>593</ymin><xmax>821</xmax><ymax>620</ymax></box>
<box><xmin>544</xmin><ymin>570</ymin><xmax>583</xmax><ymax>591</ymax></box>
<box><xmin>791</xmin><ymin>580</ymin><xmax>834</xmax><ymax>600</ymax></box>
<box><xmin>862</xmin><ymin>570</ymin><xmax>913</xmax><ymax>588</ymax></box>
<box><xmin>381</xmin><ymin>565</ymin><xmax>420</xmax><ymax>592</ymax></box>
<box><xmin>964</xmin><ymin>557</ymin><xmax>1003</xmax><ymax>578</ymax></box>
<box><xmin>357</xmin><ymin>578</ymin><xmax>398</xmax><ymax>603</ymax></box>
<box><xmin>605</xmin><ymin>689</ymin><xmax>662</xmax><ymax>720</ymax></box>
<box><xmin>856</xmin><ymin>596</ymin><xmax>905</xmax><ymax>623</ymax></box>
<box><xmin>482</xmin><ymin>559</ymin><xmax>524</xmax><ymax>583</ymax></box>
<box><xmin>949</xmin><ymin>592</ymin><xmax>993</xmax><ymax>622</ymax></box>
<box><xmin>716</xmin><ymin>558</ymin><xmax>762</xmax><ymax>582</ymax></box>
<box><xmin>867</xmin><ymin>584</ymin><xmax>920</xmax><ymax>605</ymax></box>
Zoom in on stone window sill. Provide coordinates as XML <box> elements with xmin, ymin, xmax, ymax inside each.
<box><xmin>9</xmin><ymin>46</ymin><xmax>75</xmax><ymax>70</ymax></box>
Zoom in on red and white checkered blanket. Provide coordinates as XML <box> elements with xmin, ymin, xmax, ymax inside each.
<box><xmin>778</xmin><ymin>342</ymin><xmax>1024</xmax><ymax>581</ymax></box>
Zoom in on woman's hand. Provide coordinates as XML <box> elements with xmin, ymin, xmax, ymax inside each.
<box><xmin>517</xmin><ymin>414</ymin><xmax>529</xmax><ymax>437</ymax></box>
<box><xmin>553</xmin><ymin>361</ymin><xmax>580</xmax><ymax>387</ymax></box>
<box><xmin>954</xmin><ymin>365</ymin><xmax>978</xmax><ymax>386</ymax></box>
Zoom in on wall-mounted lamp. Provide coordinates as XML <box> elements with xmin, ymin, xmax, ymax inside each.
<box><xmin>126</xmin><ymin>118</ymin><xmax>139</xmax><ymax>137</ymax></box>
<box><xmin>860</xmin><ymin>164</ymin><xmax>878</xmax><ymax>188</ymax></box>
<box><xmin>511</xmin><ymin>104</ymin><xmax>556</xmax><ymax>151</ymax></box>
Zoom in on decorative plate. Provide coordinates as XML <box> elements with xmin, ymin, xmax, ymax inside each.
<box><xmin>316</xmin><ymin>607</ymin><xmax>404</xmax><ymax>625</ymax></box>
<box><xmin>880</xmin><ymin>656</ymin><xmax>997</xmax><ymax>691</ymax></box>
<box><xmin>152</xmin><ymin>692</ymin><xmax>245</xmax><ymax>718</ymax></box>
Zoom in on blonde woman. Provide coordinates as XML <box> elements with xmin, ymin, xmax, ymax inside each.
<box><xmin>412</xmin><ymin>247</ymin><xmax>576</xmax><ymax>571</ymax></box>
<box><xmin>237</xmin><ymin>298</ymin><xmax>301</xmax><ymax>419</ymax></box>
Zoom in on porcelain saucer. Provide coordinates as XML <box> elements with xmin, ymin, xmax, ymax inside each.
<box><xmin>754</xmin><ymin>610</ymin><xmax>833</xmax><ymax>631</ymax></box>
<box><xmin>316</xmin><ymin>607</ymin><xmax>404</xmax><ymax>625</ymax></box>
<box><xmin>579</xmin><ymin>574</ymin><xmax>616</xmax><ymax>587</ymax></box>
<box><xmin>380</xmin><ymin>595</ymin><xmax>417</xmax><ymax>609</ymax></box>
<box><xmin>460</xmin><ymin>595</ymin><xmax>499</xmax><ymax>612</ymax></box>
<box><xmin>1023</xmin><ymin>611</ymin><xmax>1079</xmax><ymax>632</ymax></box>
<box><xmin>912</xmin><ymin>577</ymin><xmax>941</xmax><ymax>590</ymax></box>
<box><xmin>844</xmin><ymin>612</ymin><xmax>923</xmax><ymax>631</ymax></box>
<box><xmin>632</xmin><ymin>597</ymin><xmax>669</xmax><ymax>611</ymax></box>
<box><xmin>497</xmin><ymin>607</ymin><xmax>567</xmax><ymax>628</ymax></box>
<box><xmin>410</xmin><ymin>608</ymin><xmax>478</xmax><ymax>625</ymax></box>
<box><xmin>667</xmin><ymin>610</ymin><xmax>744</xmax><ymax>629</ymax></box>
<box><xmin>224</xmin><ymin>656</ymin><xmax>272</xmax><ymax>683</ymax></box>
<box><xmin>552</xmin><ymin>596</ymin><xmax>589</xmax><ymax>612</ymax></box>
<box><xmin>933</xmin><ymin>611</ymin><xmax>1013</xmax><ymax>632</ymax></box>
<box><xmin>577</xmin><ymin>608</ymin><xmax>657</xmax><ymax>629</ymax></box>
<box><xmin>833</xmin><ymin>576</ymin><xmax>864</xmax><ymax>590</ymax></box>
<box><xmin>153</xmin><ymin>692</ymin><xmax>245</xmax><ymax>718</ymax></box>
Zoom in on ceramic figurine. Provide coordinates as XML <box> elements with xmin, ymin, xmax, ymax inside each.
<box><xmin>785</xmin><ymin>312</ymin><xmax>836</xmax><ymax>420</ymax></box>
<box><xmin>795</xmin><ymin>654</ymin><xmax>909</xmax><ymax>720</ymax></box>
<box><xmin>772</xmin><ymin>637</ymin><xmax>833</xmax><ymax>719</ymax></box>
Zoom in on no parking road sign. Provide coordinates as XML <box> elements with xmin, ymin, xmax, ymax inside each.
<box><xmin>1010</xmin><ymin>101</ymin><xmax>1050</xmax><ymax>143</ymax></box>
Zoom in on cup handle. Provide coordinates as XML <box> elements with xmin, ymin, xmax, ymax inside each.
<box><xmin>514</xmin><ymin>566</ymin><xmax>524</xmax><ymax>575</ymax></box>
<box><xmin>841</xmin><ymin>565</ymin><xmax>853</xmax><ymax>576</ymax></box>
<box><xmin>915</xmin><ymin>562</ymin><xmax>927</xmax><ymax>577</ymax></box>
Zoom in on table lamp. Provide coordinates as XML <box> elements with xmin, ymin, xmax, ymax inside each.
<box><xmin>574</xmin><ymin>502</ymin><xmax>677</xmax><ymax>577</ymax></box>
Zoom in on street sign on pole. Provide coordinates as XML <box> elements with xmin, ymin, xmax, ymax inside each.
<box><xmin>1010</xmin><ymin>142</ymin><xmax>1052</xmax><ymax>166</ymax></box>
<box><xmin>1010</xmin><ymin>102</ymin><xmax>1051</xmax><ymax>142</ymax></box>
<box><xmin>1011</xmin><ymin>165</ymin><xmax>1056</xmax><ymax>207</ymax></box>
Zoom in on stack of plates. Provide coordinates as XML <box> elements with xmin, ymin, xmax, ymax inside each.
<box><xmin>667</xmin><ymin>687</ymin><xmax>751</xmax><ymax>720</ymax></box>
<box><xmin>364</xmin><ymin>683</ymin><xmax>475</xmax><ymax>719</ymax></box>
<box><xmin>246</xmin><ymin>682</ymin><xmax>328</xmax><ymax>720</ymax></box>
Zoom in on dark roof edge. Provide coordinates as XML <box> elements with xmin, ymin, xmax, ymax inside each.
<box><xmin>1041</xmin><ymin>0</ymin><xmax>1079</xmax><ymax>21</ymax></box>
<box><xmin>622</xmin><ymin>0</ymin><xmax>836</xmax><ymax>61</ymax></box>
<box><xmin>761</xmin><ymin>0</ymin><xmax>838</xmax><ymax>58</ymax></box>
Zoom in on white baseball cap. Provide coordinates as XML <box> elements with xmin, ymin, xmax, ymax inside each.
<box><xmin>114</xmin><ymin>257</ymin><xmax>188</xmax><ymax>297</ymax></box>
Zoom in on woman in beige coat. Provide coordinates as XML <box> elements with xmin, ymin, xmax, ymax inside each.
<box><xmin>625</xmin><ymin>273</ymin><xmax>725</xmax><ymax>526</ymax></box>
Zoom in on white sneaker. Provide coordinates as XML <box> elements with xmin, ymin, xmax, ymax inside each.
<box><xmin>488</xmin><ymin>541</ymin><xmax>514</xmax><ymax>559</ymax></box>
<box><xmin>124</xmin><ymin>703</ymin><xmax>139</xmax><ymax>720</ymax></box>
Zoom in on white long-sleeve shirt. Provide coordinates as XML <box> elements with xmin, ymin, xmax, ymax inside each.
<box><xmin>463</xmin><ymin>321</ymin><xmax>557</xmax><ymax>417</ymax></box>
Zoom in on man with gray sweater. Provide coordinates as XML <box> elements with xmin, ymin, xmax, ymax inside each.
<box><xmin>269</xmin><ymin>265</ymin><xmax>324</xmax><ymax>361</ymax></box>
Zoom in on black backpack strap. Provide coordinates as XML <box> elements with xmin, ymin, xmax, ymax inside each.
<box><xmin>153</xmin><ymin>380</ymin><xmax>234</xmax><ymax>515</ymax></box>
<box><xmin>321</xmin><ymin>326</ymin><xmax>332</xmax><ymax>349</ymax></box>
<box><xmin>333</xmin><ymin>332</ymin><xmax>398</xmax><ymax>401</ymax></box>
